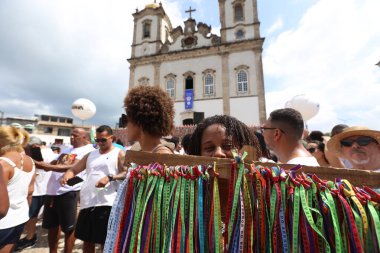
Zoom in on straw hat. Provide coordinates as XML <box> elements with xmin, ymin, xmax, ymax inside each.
<box><xmin>326</xmin><ymin>126</ymin><xmax>380</xmax><ymax>156</ymax></box>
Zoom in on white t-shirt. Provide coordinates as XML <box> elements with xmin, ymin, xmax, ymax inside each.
<box><xmin>46</xmin><ymin>144</ymin><xmax>95</xmax><ymax>195</ymax></box>
<box><xmin>287</xmin><ymin>156</ymin><xmax>320</xmax><ymax>166</ymax></box>
<box><xmin>79</xmin><ymin>148</ymin><xmax>120</xmax><ymax>210</ymax></box>
<box><xmin>33</xmin><ymin>148</ymin><xmax>58</xmax><ymax>196</ymax></box>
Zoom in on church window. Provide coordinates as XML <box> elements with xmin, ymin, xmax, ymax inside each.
<box><xmin>166</xmin><ymin>78</ymin><xmax>175</xmax><ymax>98</ymax></box>
<box><xmin>138</xmin><ymin>77</ymin><xmax>149</xmax><ymax>86</ymax></box>
<box><xmin>183</xmin><ymin>71</ymin><xmax>196</xmax><ymax>98</ymax></box>
<box><xmin>237</xmin><ymin>69</ymin><xmax>248</xmax><ymax>93</ymax></box>
<box><xmin>236</xmin><ymin>29</ymin><xmax>245</xmax><ymax>40</ymax></box>
<box><xmin>203</xmin><ymin>73</ymin><xmax>215</xmax><ymax>96</ymax></box>
<box><xmin>234</xmin><ymin>4</ymin><xmax>244</xmax><ymax>22</ymax></box>
<box><xmin>185</xmin><ymin>76</ymin><xmax>193</xmax><ymax>90</ymax></box>
<box><xmin>142</xmin><ymin>20</ymin><xmax>151</xmax><ymax>38</ymax></box>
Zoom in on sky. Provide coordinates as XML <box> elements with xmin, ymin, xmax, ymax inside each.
<box><xmin>0</xmin><ymin>0</ymin><xmax>379</xmax><ymax>132</ymax></box>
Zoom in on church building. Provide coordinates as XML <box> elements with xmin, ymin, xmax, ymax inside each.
<box><xmin>128</xmin><ymin>0</ymin><xmax>266</xmax><ymax>125</ymax></box>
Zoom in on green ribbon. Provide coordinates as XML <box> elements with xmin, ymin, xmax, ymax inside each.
<box><xmin>299</xmin><ymin>185</ymin><xmax>331</xmax><ymax>253</ymax></box>
<box><xmin>292</xmin><ymin>186</ymin><xmax>300</xmax><ymax>253</ymax></box>
<box><xmin>129</xmin><ymin>176</ymin><xmax>147</xmax><ymax>253</ymax></box>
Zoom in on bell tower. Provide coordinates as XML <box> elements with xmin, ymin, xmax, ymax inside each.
<box><xmin>218</xmin><ymin>0</ymin><xmax>261</xmax><ymax>43</ymax></box>
<box><xmin>131</xmin><ymin>1</ymin><xmax>173</xmax><ymax>58</ymax></box>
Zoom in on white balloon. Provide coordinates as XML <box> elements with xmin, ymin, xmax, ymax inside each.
<box><xmin>71</xmin><ymin>98</ymin><xmax>96</xmax><ymax>120</ymax></box>
<box><xmin>284</xmin><ymin>94</ymin><xmax>319</xmax><ymax>121</ymax></box>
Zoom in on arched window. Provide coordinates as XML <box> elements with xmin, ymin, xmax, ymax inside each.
<box><xmin>202</xmin><ymin>69</ymin><xmax>216</xmax><ymax>96</ymax></box>
<box><xmin>185</xmin><ymin>76</ymin><xmax>193</xmax><ymax>90</ymax></box>
<box><xmin>183</xmin><ymin>71</ymin><xmax>196</xmax><ymax>91</ymax></box>
<box><xmin>204</xmin><ymin>74</ymin><xmax>214</xmax><ymax>95</ymax></box>
<box><xmin>166</xmin><ymin>78</ymin><xmax>175</xmax><ymax>98</ymax></box>
<box><xmin>234</xmin><ymin>4</ymin><xmax>244</xmax><ymax>22</ymax></box>
<box><xmin>142</xmin><ymin>20</ymin><xmax>152</xmax><ymax>38</ymax></box>
<box><xmin>138</xmin><ymin>77</ymin><xmax>149</xmax><ymax>86</ymax></box>
<box><xmin>237</xmin><ymin>69</ymin><xmax>248</xmax><ymax>93</ymax></box>
<box><xmin>183</xmin><ymin>71</ymin><xmax>196</xmax><ymax>102</ymax></box>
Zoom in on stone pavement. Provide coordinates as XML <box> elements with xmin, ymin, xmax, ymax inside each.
<box><xmin>17</xmin><ymin>218</ymin><xmax>98</xmax><ymax>253</ymax></box>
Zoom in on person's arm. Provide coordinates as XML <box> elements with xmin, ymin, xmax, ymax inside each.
<box><xmin>34</xmin><ymin>159</ymin><xmax>77</xmax><ymax>172</ymax></box>
<box><xmin>0</xmin><ymin>164</ymin><xmax>9</xmax><ymax>219</ymax></box>
<box><xmin>116</xmin><ymin>150</ymin><xmax>128</xmax><ymax>178</ymax></box>
<box><xmin>60</xmin><ymin>154</ymin><xmax>89</xmax><ymax>186</ymax></box>
<box><xmin>95</xmin><ymin>150</ymin><xmax>127</xmax><ymax>188</ymax></box>
<box><xmin>27</xmin><ymin>170</ymin><xmax>35</xmax><ymax>207</ymax></box>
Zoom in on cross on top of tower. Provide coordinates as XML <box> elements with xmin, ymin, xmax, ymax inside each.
<box><xmin>185</xmin><ymin>6</ymin><xmax>196</xmax><ymax>19</ymax></box>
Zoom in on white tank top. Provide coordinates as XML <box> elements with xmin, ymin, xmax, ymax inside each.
<box><xmin>79</xmin><ymin>148</ymin><xmax>120</xmax><ymax>210</ymax></box>
<box><xmin>46</xmin><ymin>144</ymin><xmax>95</xmax><ymax>195</ymax></box>
<box><xmin>0</xmin><ymin>156</ymin><xmax>35</xmax><ymax>229</ymax></box>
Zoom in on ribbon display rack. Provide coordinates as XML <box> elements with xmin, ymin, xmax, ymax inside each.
<box><xmin>104</xmin><ymin>151</ymin><xmax>380</xmax><ymax>253</ymax></box>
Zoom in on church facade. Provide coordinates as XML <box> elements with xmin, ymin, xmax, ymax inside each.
<box><xmin>128</xmin><ymin>0</ymin><xmax>266</xmax><ymax>126</ymax></box>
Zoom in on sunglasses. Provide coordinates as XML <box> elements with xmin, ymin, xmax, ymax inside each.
<box><xmin>259</xmin><ymin>127</ymin><xmax>285</xmax><ymax>134</ymax></box>
<box><xmin>94</xmin><ymin>136</ymin><xmax>112</xmax><ymax>143</ymax></box>
<box><xmin>307</xmin><ymin>147</ymin><xmax>316</xmax><ymax>153</ymax></box>
<box><xmin>340</xmin><ymin>136</ymin><xmax>377</xmax><ymax>147</ymax></box>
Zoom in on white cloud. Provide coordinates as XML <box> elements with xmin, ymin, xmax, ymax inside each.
<box><xmin>189</xmin><ymin>0</ymin><xmax>203</xmax><ymax>5</ymax></box>
<box><xmin>162</xmin><ymin>0</ymin><xmax>186</xmax><ymax>28</ymax></box>
<box><xmin>263</xmin><ymin>0</ymin><xmax>380</xmax><ymax>132</ymax></box>
<box><xmin>265</xmin><ymin>17</ymin><xmax>284</xmax><ymax>36</ymax></box>
<box><xmin>0</xmin><ymin>0</ymin><xmax>184</xmax><ymax>126</ymax></box>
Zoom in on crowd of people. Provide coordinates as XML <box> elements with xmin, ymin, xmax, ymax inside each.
<box><xmin>1</xmin><ymin>85</ymin><xmax>379</xmax><ymax>252</ymax></box>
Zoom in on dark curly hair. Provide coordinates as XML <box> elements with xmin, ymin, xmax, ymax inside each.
<box><xmin>124</xmin><ymin>85</ymin><xmax>174</xmax><ymax>137</ymax></box>
<box><xmin>188</xmin><ymin>115</ymin><xmax>262</xmax><ymax>158</ymax></box>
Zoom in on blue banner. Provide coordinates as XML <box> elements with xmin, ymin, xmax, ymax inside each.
<box><xmin>185</xmin><ymin>89</ymin><xmax>193</xmax><ymax>109</ymax></box>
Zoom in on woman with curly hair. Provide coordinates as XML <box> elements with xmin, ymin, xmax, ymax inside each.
<box><xmin>123</xmin><ymin>85</ymin><xmax>175</xmax><ymax>154</ymax></box>
<box><xmin>189</xmin><ymin>115</ymin><xmax>262</xmax><ymax>159</ymax></box>
<box><xmin>0</xmin><ymin>126</ymin><xmax>35</xmax><ymax>253</ymax></box>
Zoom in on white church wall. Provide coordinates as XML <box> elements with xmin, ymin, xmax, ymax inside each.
<box><xmin>225</xmin><ymin>26</ymin><xmax>255</xmax><ymax>43</ymax></box>
<box><xmin>166</xmin><ymin>32</ymin><xmax>213</xmax><ymax>52</ymax></box>
<box><xmin>134</xmin><ymin>65</ymin><xmax>154</xmax><ymax>85</ymax></box>
<box><xmin>135</xmin><ymin>42</ymin><xmax>156</xmax><ymax>58</ymax></box>
<box><xmin>160</xmin><ymin>55</ymin><xmax>223</xmax><ymax>101</ymax></box>
<box><xmin>168</xmin><ymin>37</ymin><xmax>183</xmax><ymax>52</ymax></box>
<box><xmin>195</xmin><ymin>34</ymin><xmax>213</xmax><ymax>48</ymax></box>
<box><xmin>230</xmin><ymin>96</ymin><xmax>260</xmax><ymax>125</ymax></box>
<box><xmin>228</xmin><ymin>51</ymin><xmax>258</xmax><ymax>96</ymax></box>
<box><xmin>174</xmin><ymin>99</ymin><xmax>223</xmax><ymax>126</ymax></box>
<box><xmin>160</xmin><ymin>19</ymin><xmax>172</xmax><ymax>44</ymax></box>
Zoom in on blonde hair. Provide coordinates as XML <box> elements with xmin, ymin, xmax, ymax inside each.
<box><xmin>0</xmin><ymin>126</ymin><xmax>30</xmax><ymax>155</ymax></box>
